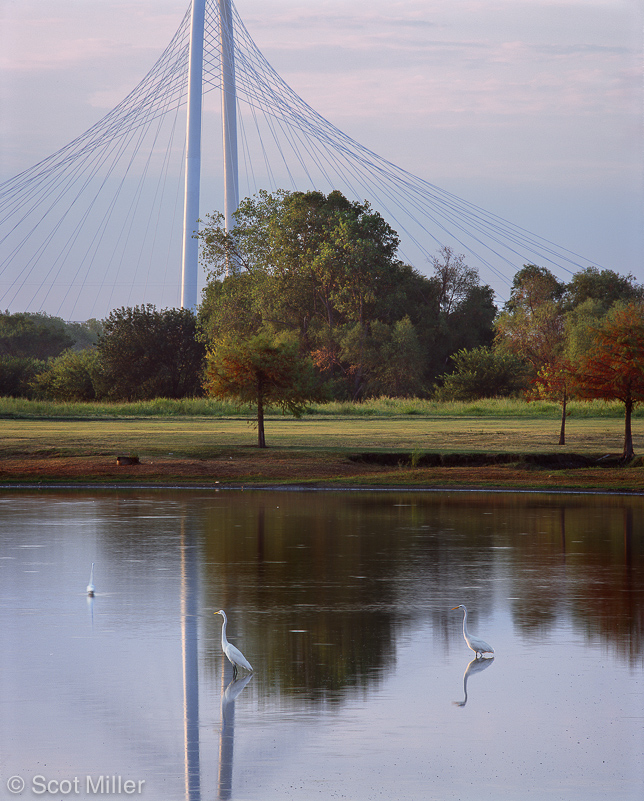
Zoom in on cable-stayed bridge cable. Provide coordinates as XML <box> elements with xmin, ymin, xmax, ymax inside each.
<box><xmin>0</xmin><ymin>0</ymin><xmax>598</xmax><ymax>318</ymax></box>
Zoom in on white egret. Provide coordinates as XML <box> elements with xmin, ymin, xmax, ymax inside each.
<box><xmin>86</xmin><ymin>563</ymin><xmax>95</xmax><ymax>596</ymax></box>
<box><xmin>215</xmin><ymin>610</ymin><xmax>253</xmax><ymax>678</ymax></box>
<box><xmin>451</xmin><ymin>605</ymin><xmax>494</xmax><ymax>658</ymax></box>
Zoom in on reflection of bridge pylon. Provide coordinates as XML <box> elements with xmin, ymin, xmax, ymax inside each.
<box><xmin>181</xmin><ymin>518</ymin><xmax>201</xmax><ymax>801</ymax></box>
<box><xmin>0</xmin><ymin>1</ymin><xmax>598</xmax><ymax>320</ymax></box>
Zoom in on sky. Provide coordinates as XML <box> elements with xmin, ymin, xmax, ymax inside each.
<box><xmin>0</xmin><ymin>0</ymin><xmax>642</xmax><ymax>316</ymax></box>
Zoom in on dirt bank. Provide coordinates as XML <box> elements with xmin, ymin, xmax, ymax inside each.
<box><xmin>0</xmin><ymin>453</ymin><xmax>642</xmax><ymax>492</ymax></box>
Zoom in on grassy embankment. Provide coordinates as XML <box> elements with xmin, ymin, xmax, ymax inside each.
<box><xmin>0</xmin><ymin>397</ymin><xmax>642</xmax><ymax>490</ymax></box>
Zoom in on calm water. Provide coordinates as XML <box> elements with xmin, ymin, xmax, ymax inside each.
<box><xmin>1</xmin><ymin>489</ymin><xmax>642</xmax><ymax>801</ymax></box>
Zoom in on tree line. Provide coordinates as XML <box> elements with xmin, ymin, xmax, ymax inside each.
<box><xmin>0</xmin><ymin>307</ymin><xmax>204</xmax><ymax>402</ymax></box>
<box><xmin>1</xmin><ymin>189</ymin><xmax>642</xmax><ymax>453</ymax></box>
<box><xmin>460</xmin><ymin>264</ymin><xmax>644</xmax><ymax>457</ymax></box>
<box><xmin>198</xmin><ymin>189</ymin><xmax>496</xmax><ymax>401</ymax></box>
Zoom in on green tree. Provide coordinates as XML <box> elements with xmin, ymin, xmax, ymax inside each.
<box><xmin>426</xmin><ymin>247</ymin><xmax>497</xmax><ymax>377</ymax></box>
<box><xmin>504</xmin><ymin>265</ymin><xmax>566</xmax><ymax>314</ymax></box>
<box><xmin>199</xmin><ymin>189</ymin><xmax>400</xmax><ymax>334</ymax></box>
<box><xmin>0</xmin><ymin>312</ymin><xmax>74</xmax><ymax>359</ymax></box>
<box><xmin>98</xmin><ymin>305</ymin><xmax>205</xmax><ymax>401</ymax></box>
<box><xmin>564</xmin><ymin>267</ymin><xmax>644</xmax><ymax>311</ymax></box>
<box><xmin>199</xmin><ymin>190</ymin><xmax>443</xmax><ymax>398</ymax></box>
<box><xmin>0</xmin><ymin>313</ymin><xmax>100</xmax><ymax>398</ymax></box>
<box><xmin>199</xmin><ymin>193</ymin><xmax>497</xmax><ymax>398</ymax></box>
<box><xmin>0</xmin><ymin>356</ymin><xmax>45</xmax><ymax>398</ymax></box>
<box><xmin>31</xmin><ymin>348</ymin><xmax>101</xmax><ymax>401</ymax></box>
<box><xmin>335</xmin><ymin>317</ymin><xmax>426</xmax><ymax>399</ymax></box>
<box><xmin>495</xmin><ymin>265</ymin><xmax>574</xmax><ymax>444</ymax></box>
<box><xmin>369</xmin><ymin>317</ymin><xmax>427</xmax><ymax>397</ymax></box>
<box><xmin>199</xmin><ymin>271</ymin><xmax>266</xmax><ymax>343</ymax></box>
<box><xmin>442</xmin><ymin>284</ymin><xmax>497</xmax><ymax>353</ymax></box>
<box><xmin>65</xmin><ymin>319</ymin><xmax>104</xmax><ymax>351</ymax></box>
<box><xmin>430</xmin><ymin>246</ymin><xmax>480</xmax><ymax>316</ymax></box>
<box><xmin>530</xmin><ymin>297</ymin><xmax>609</xmax><ymax>446</ymax></box>
<box><xmin>495</xmin><ymin>265</ymin><xmax>566</xmax><ymax>372</ymax></box>
<box><xmin>564</xmin><ymin>298</ymin><xmax>607</xmax><ymax>360</ymax></box>
<box><xmin>573</xmin><ymin>301</ymin><xmax>644</xmax><ymax>460</ymax></box>
<box><xmin>434</xmin><ymin>347</ymin><xmax>528</xmax><ymax>401</ymax></box>
<box><xmin>204</xmin><ymin>333</ymin><xmax>323</xmax><ymax>448</ymax></box>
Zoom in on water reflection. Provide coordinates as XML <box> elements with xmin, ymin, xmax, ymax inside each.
<box><xmin>181</xmin><ymin>520</ymin><xmax>200</xmax><ymax>801</ymax></box>
<box><xmin>503</xmin><ymin>499</ymin><xmax>642</xmax><ymax>663</ymax></box>
<box><xmin>453</xmin><ymin>656</ymin><xmax>495</xmax><ymax>707</ymax></box>
<box><xmin>218</xmin><ymin>675</ymin><xmax>253</xmax><ymax>800</ymax></box>
<box><xmin>202</xmin><ymin>497</ymin><xmax>399</xmax><ymax>704</ymax></box>
<box><xmin>200</xmin><ymin>492</ymin><xmax>643</xmax><ymax>682</ymax></box>
<box><xmin>1</xmin><ymin>489</ymin><xmax>643</xmax><ymax>801</ymax></box>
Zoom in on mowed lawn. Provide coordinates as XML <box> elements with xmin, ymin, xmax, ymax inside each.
<box><xmin>0</xmin><ymin>414</ymin><xmax>638</xmax><ymax>458</ymax></box>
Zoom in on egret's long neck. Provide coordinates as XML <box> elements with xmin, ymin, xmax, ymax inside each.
<box><xmin>220</xmin><ymin>615</ymin><xmax>228</xmax><ymax>647</ymax></box>
<box><xmin>462</xmin><ymin>608</ymin><xmax>468</xmax><ymax>639</ymax></box>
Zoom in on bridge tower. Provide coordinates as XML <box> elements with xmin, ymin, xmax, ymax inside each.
<box><xmin>181</xmin><ymin>0</ymin><xmax>238</xmax><ymax>309</ymax></box>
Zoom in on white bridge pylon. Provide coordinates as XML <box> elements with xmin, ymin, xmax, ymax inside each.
<box><xmin>182</xmin><ymin>0</ymin><xmax>238</xmax><ymax>310</ymax></box>
<box><xmin>181</xmin><ymin>0</ymin><xmax>206</xmax><ymax>310</ymax></box>
<box><xmin>0</xmin><ymin>0</ymin><xmax>595</xmax><ymax>320</ymax></box>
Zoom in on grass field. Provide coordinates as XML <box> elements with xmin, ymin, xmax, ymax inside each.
<box><xmin>0</xmin><ymin>397</ymin><xmax>641</xmax><ymax>491</ymax></box>
<box><xmin>0</xmin><ymin>396</ymin><xmax>639</xmax><ymax>420</ymax></box>
<box><xmin>0</xmin><ymin>413</ymin><xmax>638</xmax><ymax>458</ymax></box>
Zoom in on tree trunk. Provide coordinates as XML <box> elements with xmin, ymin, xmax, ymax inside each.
<box><xmin>352</xmin><ymin>318</ymin><xmax>367</xmax><ymax>400</ymax></box>
<box><xmin>257</xmin><ymin>382</ymin><xmax>266</xmax><ymax>448</ymax></box>
<box><xmin>623</xmin><ymin>397</ymin><xmax>634</xmax><ymax>460</ymax></box>
<box><xmin>558</xmin><ymin>392</ymin><xmax>567</xmax><ymax>445</ymax></box>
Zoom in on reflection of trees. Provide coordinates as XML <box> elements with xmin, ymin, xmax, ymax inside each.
<box><xmin>198</xmin><ymin>491</ymin><xmax>643</xmax><ymax>688</ymax></box>
<box><xmin>570</xmin><ymin>507</ymin><xmax>643</xmax><ymax>666</ymax></box>
<box><xmin>201</xmin><ymin>494</ymin><xmax>401</xmax><ymax>703</ymax></box>
<box><xmin>502</xmin><ymin>497</ymin><xmax>643</xmax><ymax>665</ymax></box>
<box><xmin>69</xmin><ymin>488</ymin><xmax>642</xmax><ymax>682</ymax></box>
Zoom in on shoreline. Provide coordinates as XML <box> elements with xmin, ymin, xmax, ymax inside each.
<box><xmin>1</xmin><ymin>484</ymin><xmax>641</xmax><ymax>496</ymax></box>
<box><xmin>0</xmin><ymin>453</ymin><xmax>642</xmax><ymax>494</ymax></box>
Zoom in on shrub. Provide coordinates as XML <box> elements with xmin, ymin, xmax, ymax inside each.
<box><xmin>31</xmin><ymin>348</ymin><xmax>101</xmax><ymax>401</ymax></box>
<box><xmin>0</xmin><ymin>356</ymin><xmax>46</xmax><ymax>398</ymax></box>
<box><xmin>434</xmin><ymin>347</ymin><xmax>529</xmax><ymax>401</ymax></box>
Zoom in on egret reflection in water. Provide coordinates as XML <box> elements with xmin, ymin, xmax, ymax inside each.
<box><xmin>218</xmin><ymin>674</ymin><xmax>253</xmax><ymax>801</ymax></box>
<box><xmin>453</xmin><ymin>656</ymin><xmax>495</xmax><ymax>708</ymax></box>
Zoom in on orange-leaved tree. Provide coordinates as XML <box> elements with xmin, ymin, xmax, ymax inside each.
<box><xmin>531</xmin><ymin>358</ymin><xmax>576</xmax><ymax>445</ymax></box>
<box><xmin>574</xmin><ymin>302</ymin><xmax>644</xmax><ymax>460</ymax></box>
<box><xmin>496</xmin><ymin>266</ymin><xmax>568</xmax><ymax>443</ymax></box>
<box><xmin>204</xmin><ymin>333</ymin><xmax>322</xmax><ymax>448</ymax></box>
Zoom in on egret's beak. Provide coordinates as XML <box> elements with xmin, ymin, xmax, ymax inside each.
<box><xmin>450</xmin><ymin>606</ymin><xmax>459</xmax><ymax>610</ymax></box>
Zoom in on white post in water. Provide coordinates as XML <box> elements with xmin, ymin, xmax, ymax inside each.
<box><xmin>219</xmin><ymin>0</ymin><xmax>239</xmax><ymax>245</ymax></box>
<box><xmin>180</xmin><ymin>0</ymin><xmax>206</xmax><ymax>309</ymax></box>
